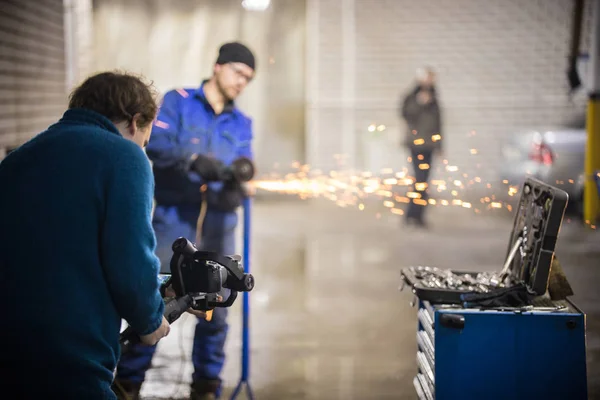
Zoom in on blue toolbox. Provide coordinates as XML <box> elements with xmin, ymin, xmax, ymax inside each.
<box><xmin>400</xmin><ymin>177</ymin><xmax>588</xmax><ymax>400</ymax></box>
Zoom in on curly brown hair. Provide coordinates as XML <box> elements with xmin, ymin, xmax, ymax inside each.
<box><xmin>68</xmin><ymin>71</ymin><xmax>158</xmax><ymax>128</ymax></box>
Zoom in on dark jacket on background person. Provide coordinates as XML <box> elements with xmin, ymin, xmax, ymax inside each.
<box><xmin>0</xmin><ymin>108</ymin><xmax>165</xmax><ymax>399</ymax></box>
<box><xmin>400</xmin><ymin>85</ymin><xmax>443</xmax><ymax>152</ymax></box>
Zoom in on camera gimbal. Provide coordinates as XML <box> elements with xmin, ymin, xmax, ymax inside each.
<box><xmin>120</xmin><ymin>237</ymin><xmax>254</xmax><ymax>347</ymax></box>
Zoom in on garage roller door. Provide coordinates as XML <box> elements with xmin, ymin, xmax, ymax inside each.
<box><xmin>0</xmin><ymin>0</ymin><xmax>66</xmax><ymax>152</ymax></box>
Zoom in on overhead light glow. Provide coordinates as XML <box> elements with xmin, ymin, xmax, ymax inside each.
<box><xmin>242</xmin><ymin>0</ymin><xmax>270</xmax><ymax>11</ymax></box>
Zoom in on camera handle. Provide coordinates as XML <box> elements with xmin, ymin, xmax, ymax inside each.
<box><xmin>119</xmin><ymin>294</ymin><xmax>194</xmax><ymax>347</ymax></box>
<box><xmin>191</xmin><ymin>290</ymin><xmax>238</xmax><ymax>311</ymax></box>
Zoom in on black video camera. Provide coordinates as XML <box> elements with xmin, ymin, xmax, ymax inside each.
<box><xmin>120</xmin><ymin>237</ymin><xmax>254</xmax><ymax>347</ymax></box>
<box><xmin>167</xmin><ymin>236</ymin><xmax>254</xmax><ymax>310</ymax></box>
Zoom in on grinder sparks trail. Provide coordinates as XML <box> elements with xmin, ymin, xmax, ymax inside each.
<box><xmin>120</xmin><ymin>237</ymin><xmax>255</xmax><ymax>347</ymax></box>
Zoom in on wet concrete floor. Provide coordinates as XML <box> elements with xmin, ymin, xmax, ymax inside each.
<box><xmin>138</xmin><ymin>197</ymin><xmax>600</xmax><ymax>400</ymax></box>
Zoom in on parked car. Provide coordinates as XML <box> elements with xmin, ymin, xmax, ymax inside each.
<box><xmin>498</xmin><ymin>113</ymin><xmax>586</xmax><ymax>216</ymax></box>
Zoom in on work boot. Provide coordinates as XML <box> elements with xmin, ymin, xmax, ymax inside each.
<box><xmin>190</xmin><ymin>379</ymin><xmax>220</xmax><ymax>400</ymax></box>
<box><xmin>112</xmin><ymin>379</ymin><xmax>142</xmax><ymax>400</ymax></box>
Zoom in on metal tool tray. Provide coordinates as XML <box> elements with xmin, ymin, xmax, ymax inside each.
<box><xmin>401</xmin><ymin>268</ymin><xmax>491</xmax><ymax>304</ymax></box>
<box><xmin>401</xmin><ymin>177</ymin><xmax>569</xmax><ymax>304</ymax></box>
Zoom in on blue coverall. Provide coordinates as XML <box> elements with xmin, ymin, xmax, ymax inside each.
<box><xmin>115</xmin><ymin>82</ymin><xmax>253</xmax><ymax>395</ymax></box>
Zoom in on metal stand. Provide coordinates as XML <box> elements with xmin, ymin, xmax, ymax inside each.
<box><xmin>230</xmin><ymin>197</ymin><xmax>254</xmax><ymax>400</ymax></box>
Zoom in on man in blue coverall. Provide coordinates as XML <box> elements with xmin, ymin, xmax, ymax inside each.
<box><xmin>113</xmin><ymin>42</ymin><xmax>256</xmax><ymax>400</ymax></box>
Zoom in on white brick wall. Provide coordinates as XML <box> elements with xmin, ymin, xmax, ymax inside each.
<box><xmin>306</xmin><ymin>0</ymin><xmax>595</xmax><ymax>178</ymax></box>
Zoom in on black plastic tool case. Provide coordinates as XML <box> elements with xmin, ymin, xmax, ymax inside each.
<box><xmin>400</xmin><ymin>177</ymin><xmax>569</xmax><ymax>304</ymax></box>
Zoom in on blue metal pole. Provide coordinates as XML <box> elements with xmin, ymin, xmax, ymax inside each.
<box><xmin>230</xmin><ymin>196</ymin><xmax>254</xmax><ymax>400</ymax></box>
<box><xmin>241</xmin><ymin>197</ymin><xmax>251</xmax><ymax>382</ymax></box>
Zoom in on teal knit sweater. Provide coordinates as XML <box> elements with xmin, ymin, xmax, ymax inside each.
<box><xmin>0</xmin><ymin>108</ymin><xmax>165</xmax><ymax>398</ymax></box>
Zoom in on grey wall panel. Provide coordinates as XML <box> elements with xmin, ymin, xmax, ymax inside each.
<box><xmin>0</xmin><ymin>0</ymin><xmax>66</xmax><ymax>150</ymax></box>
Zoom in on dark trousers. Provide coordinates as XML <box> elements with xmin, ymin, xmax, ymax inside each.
<box><xmin>115</xmin><ymin>204</ymin><xmax>238</xmax><ymax>396</ymax></box>
<box><xmin>406</xmin><ymin>148</ymin><xmax>433</xmax><ymax>222</ymax></box>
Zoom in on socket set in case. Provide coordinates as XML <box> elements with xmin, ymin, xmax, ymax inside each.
<box><xmin>401</xmin><ymin>177</ymin><xmax>569</xmax><ymax>304</ymax></box>
<box><xmin>401</xmin><ymin>178</ymin><xmax>588</xmax><ymax>400</ymax></box>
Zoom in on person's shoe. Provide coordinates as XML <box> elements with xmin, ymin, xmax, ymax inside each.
<box><xmin>112</xmin><ymin>379</ymin><xmax>142</xmax><ymax>400</ymax></box>
<box><xmin>190</xmin><ymin>379</ymin><xmax>220</xmax><ymax>400</ymax></box>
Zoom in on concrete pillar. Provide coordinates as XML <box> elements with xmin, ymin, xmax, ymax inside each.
<box><xmin>341</xmin><ymin>0</ymin><xmax>356</xmax><ymax>170</ymax></box>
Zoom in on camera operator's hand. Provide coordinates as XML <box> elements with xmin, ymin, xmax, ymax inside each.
<box><xmin>189</xmin><ymin>154</ymin><xmax>224</xmax><ymax>181</ymax></box>
<box><xmin>139</xmin><ymin>316</ymin><xmax>170</xmax><ymax>346</ymax></box>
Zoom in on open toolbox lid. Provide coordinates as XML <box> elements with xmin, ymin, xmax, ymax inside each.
<box><xmin>502</xmin><ymin>177</ymin><xmax>569</xmax><ymax>294</ymax></box>
<box><xmin>400</xmin><ymin>177</ymin><xmax>569</xmax><ymax>303</ymax></box>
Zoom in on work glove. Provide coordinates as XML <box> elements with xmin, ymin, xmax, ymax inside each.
<box><xmin>189</xmin><ymin>154</ymin><xmax>224</xmax><ymax>181</ymax></box>
<box><xmin>206</xmin><ymin>179</ymin><xmax>246</xmax><ymax>212</ymax></box>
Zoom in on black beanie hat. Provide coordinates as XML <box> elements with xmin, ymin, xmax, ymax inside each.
<box><xmin>216</xmin><ymin>42</ymin><xmax>256</xmax><ymax>71</ymax></box>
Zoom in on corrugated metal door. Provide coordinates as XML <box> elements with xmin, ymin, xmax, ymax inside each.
<box><xmin>0</xmin><ymin>0</ymin><xmax>66</xmax><ymax>155</ymax></box>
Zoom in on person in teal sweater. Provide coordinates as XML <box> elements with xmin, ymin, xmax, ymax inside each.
<box><xmin>0</xmin><ymin>71</ymin><xmax>173</xmax><ymax>399</ymax></box>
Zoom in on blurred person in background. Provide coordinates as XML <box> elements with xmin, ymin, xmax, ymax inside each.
<box><xmin>399</xmin><ymin>66</ymin><xmax>443</xmax><ymax>228</ymax></box>
<box><xmin>113</xmin><ymin>42</ymin><xmax>256</xmax><ymax>400</ymax></box>
<box><xmin>0</xmin><ymin>71</ymin><xmax>172</xmax><ymax>399</ymax></box>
